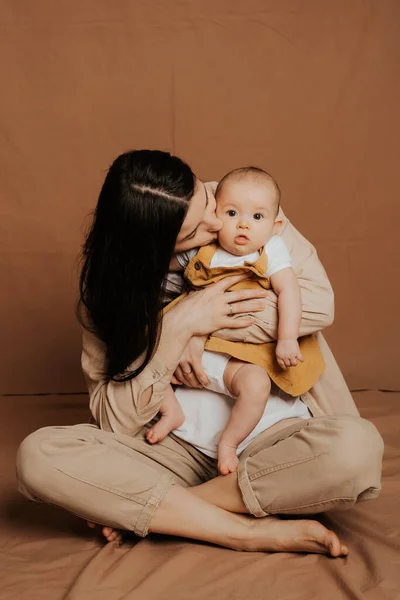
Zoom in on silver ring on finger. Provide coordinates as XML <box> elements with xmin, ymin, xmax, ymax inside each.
<box><xmin>228</xmin><ymin>303</ymin><xmax>234</xmax><ymax>316</ymax></box>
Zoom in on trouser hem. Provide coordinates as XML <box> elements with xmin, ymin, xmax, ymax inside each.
<box><xmin>134</xmin><ymin>473</ymin><xmax>174</xmax><ymax>537</ymax></box>
<box><xmin>238</xmin><ymin>459</ymin><xmax>268</xmax><ymax>517</ymax></box>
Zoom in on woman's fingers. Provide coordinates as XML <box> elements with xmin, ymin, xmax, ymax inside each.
<box><xmin>183</xmin><ymin>370</ymin><xmax>203</xmax><ymax>388</ymax></box>
<box><xmin>229</xmin><ymin>300</ymin><xmax>266</xmax><ymax>314</ymax></box>
<box><xmin>213</xmin><ymin>273</ymin><xmax>252</xmax><ymax>291</ymax></box>
<box><xmin>225</xmin><ymin>289</ymin><xmax>268</xmax><ymax>315</ymax></box>
<box><xmin>183</xmin><ymin>277</ymin><xmax>269</xmax><ymax>337</ymax></box>
<box><xmin>225</xmin><ymin>287</ymin><xmax>269</xmax><ymax>303</ymax></box>
<box><xmin>174</xmin><ymin>366</ymin><xmax>190</xmax><ymax>386</ymax></box>
<box><xmin>221</xmin><ymin>316</ymin><xmax>255</xmax><ymax>329</ymax></box>
<box><xmin>175</xmin><ymin>365</ymin><xmax>202</xmax><ymax>388</ymax></box>
<box><xmin>190</xmin><ymin>357</ymin><xmax>209</xmax><ymax>387</ymax></box>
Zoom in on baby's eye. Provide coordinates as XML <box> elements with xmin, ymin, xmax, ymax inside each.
<box><xmin>253</xmin><ymin>213</ymin><xmax>263</xmax><ymax>220</ymax></box>
<box><xmin>227</xmin><ymin>210</ymin><xmax>237</xmax><ymax>217</ymax></box>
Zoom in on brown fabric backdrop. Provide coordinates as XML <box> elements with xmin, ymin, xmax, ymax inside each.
<box><xmin>1</xmin><ymin>0</ymin><xmax>399</xmax><ymax>394</ymax></box>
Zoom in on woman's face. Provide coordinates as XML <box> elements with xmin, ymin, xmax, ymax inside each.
<box><xmin>174</xmin><ymin>180</ymin><xmax>222</xmax><ymax>252</ymax></box>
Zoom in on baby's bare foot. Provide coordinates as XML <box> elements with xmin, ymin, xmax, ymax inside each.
<box><xmin>146</xmin><ymin>410</ymin><xmax>185</xmax><ymax>444</ymax></box>
<box><xmin>238</xmin><ymin>515</ymin><xmax>349</xmax><ymax>557</ymax></box>
<box><xmin>87</xmin><ymin>521</ymin><xmax>122</xmax><ymax>543</ymax></box>
<box><xmin>218</xmin><ymin>443</ymin><xmax>240</xmax><ymax>475</ymax></box>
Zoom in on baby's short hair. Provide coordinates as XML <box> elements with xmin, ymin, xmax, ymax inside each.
<box><xmin>216</xmin><ymin>166</ymin><xmax>281</xmax><ymax>216</ymax></box>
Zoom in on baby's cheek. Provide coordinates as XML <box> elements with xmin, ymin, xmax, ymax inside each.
<box><xmin>216</xmin><ymin>226</ymin><xmax>234</xmax><ymax>252</ymax></box>
<box><xmin>217</xmin><ymin>224</ymin><xmax>231</xmax><ymax>244</ymax></box>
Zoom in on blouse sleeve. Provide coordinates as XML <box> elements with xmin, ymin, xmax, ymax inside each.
<box><xmin>81</xmin><ymin>327</ymin><xmax>179</xmax><ymax>435</ymax></box>
<box><xmin>175</xmin><ymin>248</ymin><xmax>198</xmax><ymax>268</ymax></box>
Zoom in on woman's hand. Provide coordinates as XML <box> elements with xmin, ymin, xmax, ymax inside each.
<box><xmin>171</xmin><ymin>335</ymin><xmax>209</xmax><ymax>388</ymax></box>
<box><xmin>172</xmin><ymin>274</ymin><xmax>269</xmax><ymax>338</ymax></box>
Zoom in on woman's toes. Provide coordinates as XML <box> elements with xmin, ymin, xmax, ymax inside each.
<box><xmin>325</xmin><ymin>530</ymin><xmax>346</xmax><ymax>557</ymax></box>
<box><xmin>102</xmin><ymin>526</ymin><xmax>113</xmax><ymax>539</ymax></box>
<box><xmin>88</xmin><ymin>522</ymin><xmax>123</xmax><ymax>544</ymax></box>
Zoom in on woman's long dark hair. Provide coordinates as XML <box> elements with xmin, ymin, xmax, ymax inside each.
<box><xmin>78</xmin><ymin>149</ymin><xmax>195</xmax><ymax>381</ymax></box>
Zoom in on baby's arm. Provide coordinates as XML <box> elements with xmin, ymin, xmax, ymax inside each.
<box><xmin>270</xmin><ymin>268</ymin><xmax>304</xmax><ymax>369</ymax></box>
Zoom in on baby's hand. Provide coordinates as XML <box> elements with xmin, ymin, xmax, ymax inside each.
<box><xmin>276</xmin><ymin>340</ymin><xmax>304</xmax><ymax>370</ymax></box>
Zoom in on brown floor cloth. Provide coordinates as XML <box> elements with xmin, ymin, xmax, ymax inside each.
<box><xmin>1</xmin><ymin>391</ymin><xmax>399</xmax><ymax>600</ymax></box>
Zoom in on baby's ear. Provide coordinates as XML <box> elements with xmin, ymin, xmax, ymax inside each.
<box><xmin>273</xmin><ymin>216</ymin><xmax>284</xmax><ymax>234</ymax></box>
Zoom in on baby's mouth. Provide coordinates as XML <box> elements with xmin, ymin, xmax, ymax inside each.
<box><xmin>234</xmin><ymin>234</ymin><xmax>249</xmax><ymax>245</ymax></box>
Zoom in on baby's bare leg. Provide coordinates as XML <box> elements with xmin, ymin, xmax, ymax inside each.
<box><xmin>146</xmin><ymin>385</ymin><xmax>185</xmax><ymax>444</ymax></box>
<box><xmin>218</xmin><ymin>360</ymin><xmax>271</xmax><ymax>476</ymax></box>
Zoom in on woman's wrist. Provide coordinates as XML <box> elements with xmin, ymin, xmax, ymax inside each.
<box><xmin>162</xmin><ymin>310</ymin><xmax>193</xmax><ymax>346</ymax></box>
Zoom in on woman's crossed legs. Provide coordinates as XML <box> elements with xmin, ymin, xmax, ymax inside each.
<box><xmin>16</xmin><ymin>414</ymin><xmax>383</xmax><ymax>557</ymax></box>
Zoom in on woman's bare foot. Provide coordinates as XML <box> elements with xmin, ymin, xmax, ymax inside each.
<box><xmin>146</xmin><ymin>407</ymin><xmax>185</xmax><ymax>444</ymax></box>
<box><xmin>87</xmin><ymin>521</ymin><xmax>123</xmax><ymax>543</ymax></box>
<box><xmin>88</xmin><ymin>516</ymin><xmax>348</xmax><ymax>556</ymax></box>
<box><xmin>238</xmin><ymin>514</ymin><xmax>349</xmax><ymax>557</ymax></box>
<box><xmin>218</xmin><ymin>443</ymin><xmax>239</xmax><ymax>475</ymax></box>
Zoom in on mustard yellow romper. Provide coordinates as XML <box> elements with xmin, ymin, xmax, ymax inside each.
<box><xmin>165</xmin><ymin>243</ymin><xmax>325</xmax><ymax>396</ymax></box>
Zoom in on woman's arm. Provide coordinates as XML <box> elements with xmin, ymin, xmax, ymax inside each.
<box><xmin>82</xmin><ymin>275</ymin><xmax>267</xmax><ymax>435</ymax></box>
<box><xmin>212</xmin><ymin>214</ymin><xmax>334</xmax><ymax>344</ymax></box>
<box><xmin>169</xmin><ymin>256</ymin><xmax>184</xmax><ymax>271</ymax></box>
<box><xmin>82</xmin><ymin>310</ymin><xmax>192</xmax><ymax>436</ymax></box>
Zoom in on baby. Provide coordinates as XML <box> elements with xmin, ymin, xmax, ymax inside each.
<box><xmin>146</xmin><ymin>167</ymin><xmax>305</xmax><ymax>475</ymax></box>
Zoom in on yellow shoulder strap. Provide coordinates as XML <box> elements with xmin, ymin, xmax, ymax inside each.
<box><xmin>251</xmin><ymin>247</ymin><xmax>268</xmax><ymax>274</ymax></box>
<box><xmin>196</xmin><ymin>243</ymin><xmax>218</xmax><ymax>267</ymax></box>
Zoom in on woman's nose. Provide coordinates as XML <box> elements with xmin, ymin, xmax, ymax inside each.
<box><xmin>207</xmin><ymin>213</ymin><xmax>222</xmax><ymax>232</ymax></box>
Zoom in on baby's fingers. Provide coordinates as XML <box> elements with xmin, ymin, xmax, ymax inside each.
<box><xmin>277</xmin><ymin>357</ymin><xmax>287</xmax><ymax>370</ymax></box>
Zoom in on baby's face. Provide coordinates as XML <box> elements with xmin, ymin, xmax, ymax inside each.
<box><xmin>215</xmin><ymin>179</ymin><xmax>279</xmax><ymax>256</ymax></box>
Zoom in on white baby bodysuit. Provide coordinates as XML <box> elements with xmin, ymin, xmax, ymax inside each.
<box><xmin>173</xmin><ymin>384</ymin><xmax>311</xmax><ymax>458</ymax></box>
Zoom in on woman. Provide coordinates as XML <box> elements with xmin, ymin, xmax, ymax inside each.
<box><xmin>16</xmin><ymin>150</ymin><xmax>383</xmax><ymax>557</ymax></box>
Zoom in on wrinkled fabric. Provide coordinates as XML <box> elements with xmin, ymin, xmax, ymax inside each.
<box><xmin>2</xmin><ymin>392</ymin><xmax>398</xmax><ymax>599</ymax></box>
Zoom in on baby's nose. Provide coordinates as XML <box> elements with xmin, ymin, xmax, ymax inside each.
<box><xmin>237</xmin><ymin>220</ymin><xmax>249</xmax><ymax>229</ymax></box>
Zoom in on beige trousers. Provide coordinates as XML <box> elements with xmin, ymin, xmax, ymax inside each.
<box><xmin>16</xmin><ymin>415</ymin><xmax>383</xmax><ymax>537</ymax></box>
